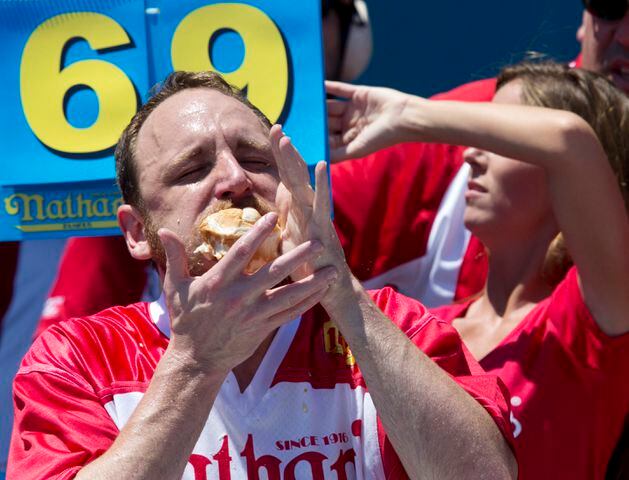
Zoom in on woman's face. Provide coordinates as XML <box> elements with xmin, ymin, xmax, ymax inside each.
<box><xmin>463</xmin><ymin>81</ymin><xmax>556</xmax><ymax>244</ymax></box>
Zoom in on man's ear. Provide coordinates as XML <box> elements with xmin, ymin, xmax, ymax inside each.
<box><xmin>577</xmin><ymin>10</ymin><xmax>587</xmax><ymax>43</ymax></box>
<box><xmin>118</xmin><ymin>204</ymin><xmax>152</xmax><ymax>261</ymax></box>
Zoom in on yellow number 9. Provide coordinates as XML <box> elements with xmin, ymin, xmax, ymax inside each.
<box><xmin>171</xmin><ymin>4</ymin><xmax>288</xmax><ymax>123</ymax></box>
<box><xmin>20</xmin><ymin>12</ymin><xmax>137</xmax><ymax>154</ymax></box>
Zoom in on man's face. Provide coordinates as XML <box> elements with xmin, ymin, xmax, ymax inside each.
<box><xmin>579</xmin><ymin>9</ymin><xmax>629</xmax><ymax>93</ymax></box>
<box><xmin>133</xmin><ymin>88</ymin><xmax>280</xmax><ymax>275</ymax></box>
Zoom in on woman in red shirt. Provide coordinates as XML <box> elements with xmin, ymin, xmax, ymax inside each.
<box><xmin>326</xmin><ymin>62</ymin><xmax>629</xmax><ymax>479</ymax></box>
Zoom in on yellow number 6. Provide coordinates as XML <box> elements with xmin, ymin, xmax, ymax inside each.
<box><xmin>171</xmin><ymin>4</ymin><xmax>289</xmax><ymax>123</ymax></box>
<box><xmin>20</xmin><ymin>12</ymin><xmax>137</xmax><ymax>154</ymax></box>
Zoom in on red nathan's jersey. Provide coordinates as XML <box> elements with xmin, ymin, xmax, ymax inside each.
<box><xmin>10</xmin><ymin>288</ymin><xmax>512</xmax><ymax>480</ymax></box>
<box><xmin>432</xmin><ymin>267</ymin><xmax>629</xmax><ymax>480</ymax></box>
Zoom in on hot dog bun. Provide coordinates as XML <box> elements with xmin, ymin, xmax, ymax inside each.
<box><xmin>196</xmin><ymin>207</ymin><xmax>281</xmax><ymax>274</ymax></box>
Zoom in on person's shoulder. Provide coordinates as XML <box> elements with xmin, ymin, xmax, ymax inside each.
<box><xmin>499</xmin><ymin>267</ymin><xmax>629</xmax><ymax>370</ymax></box>
<box><xmin>40</xmin><ymin>302</ymin><xmax>154</xmax><ymax>341</ymax></box>
<box><xmin>430</xmin><ymin>78</ymin><xmax>497</xmax><ymax>102</ymax></box>
<box><xmin>546</xmin><ymin>267</ymin><xmax>629</xmax><ymax>345</ymax></box>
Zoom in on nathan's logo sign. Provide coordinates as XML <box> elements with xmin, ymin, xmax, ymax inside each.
<box><xmin>323</xmin><ymin>320</ymin><xmax>356</xmax><ymax>366</ymax></box>
<box><xmin>0</xmin><ymin>0</ymin><xmax>326</xmax><ymax>241</ymax></box>
<box><xmin>3</xmin><ymin>186</ymin><xmax>121</xmax><ymax>234</ymax></box>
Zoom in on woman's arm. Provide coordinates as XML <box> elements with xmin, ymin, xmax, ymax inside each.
<box><xmin>327</xmin><ymin>80</ymin><xmax>629</xmax><ymax>334</ymax></box>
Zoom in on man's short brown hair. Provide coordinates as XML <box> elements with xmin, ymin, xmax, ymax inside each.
<box><xmin>115</xmin><ymin>71</ymin><xmax>272</xmax><ymax>211</ymax></box>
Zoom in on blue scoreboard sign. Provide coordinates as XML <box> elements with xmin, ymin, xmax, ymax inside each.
<box><xmin>0</xmin><ymin>0</ymin><xmax>326</xmax><ymax>240</ymax></box>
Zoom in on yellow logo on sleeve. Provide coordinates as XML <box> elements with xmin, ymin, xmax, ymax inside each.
<box><xmin>323</xmin><ymin>320</ymin><xmax>355</xmax><ymax>366</ymax></box>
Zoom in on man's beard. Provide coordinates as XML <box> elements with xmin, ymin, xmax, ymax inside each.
<box><xmin>143</xmin><ymin>194</ymin><xmax>276</xmax><ymax>277</ymax></box>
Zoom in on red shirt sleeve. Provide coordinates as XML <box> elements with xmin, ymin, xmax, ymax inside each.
<box><xmin>546</xmin><ymin>267</ymin><xmax>629</xmax><ymax>370</ymax></box>
<box><xmin>8</xmin><ymin>328</ymin><xmax>118</xmax><ymax>480</ymax></box>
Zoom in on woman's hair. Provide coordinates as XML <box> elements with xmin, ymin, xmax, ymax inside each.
<box><xmin>496</xmin><ymin>61</ymin><xmax>629</xmax><ymax>285</ymax></box>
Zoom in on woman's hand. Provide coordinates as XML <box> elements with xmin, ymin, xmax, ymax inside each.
<box><xmin>326</xmin><ymin>80</ymin><xmax>415</xmax><ymax>161</ymax></box>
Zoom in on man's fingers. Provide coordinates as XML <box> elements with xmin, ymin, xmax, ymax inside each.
<box><xmin>270</xmin><ymin>125</ymin><xmax>314</xmax><ymax>205</ymax></box>
<box><xmin>158</xmin><ymin>228</ymin><xmax>191</xmax><ymax>285</ymax></box>
<box><xmin>261</xmin><ymin>266</ymin><xmax>338</xmax><ymax>319</ymax></box>
<box><xmin>264</xmin><ymin>287</ymin><xmax>330</xmax><ymax>332</ymax></box>
<box><xmin>270</xmin><ymin>124</ymin><xmax>284</xmax><ymax>164</ymax></box>
<box><xmin>252</xmin><ymin>240</ymin><xmax>324</xmax><ymax>291</ymax></box>
<box><xmin>210</xmin><ymin>212</ymin><xmax>279</xmax><ymax>280</ymax></box>
<box><xmin>326</xmin><ymin>80</ymin><xmax>359</xmax><ymax>99</ymax></box>
<box><xmin>270</xmin><ymin>124</ymin><xmax>294</xmax><ymax>190</ymax></box>
<box><xmin>313</xmin><ymin>161</ymin><xmax>331</xmax><ymax>224</ymax></box>
<box><xmin>277</xmin><ymin>136</ymin><xmax>314</xmax><ymax>204</ymax></box>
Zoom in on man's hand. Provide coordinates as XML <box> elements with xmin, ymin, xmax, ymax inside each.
<box><xmin>326</xmin><ymin>80</ymin><xmax>415</xmax><ymax>161</ymax></box>
<box><xmin>270</xmin><ymin>124</ymin><xmax>348</xmax><ymax>284</ymax></box>
<box><xmin>158</xmin><ymin>215</ymin><xmax>338</xmax><ymax>375</ymax></box>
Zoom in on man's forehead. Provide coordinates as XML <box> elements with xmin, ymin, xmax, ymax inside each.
<box><xmin>137</xmin><ymin>88</ymin><xmax>267</xmax><ymax>151</ymax></box>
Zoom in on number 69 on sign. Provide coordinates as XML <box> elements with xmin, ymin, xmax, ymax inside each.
<box><xmin>19</xmin><ymin>3</ymin><xmax>289</xmax><ymax>156</ymax></box>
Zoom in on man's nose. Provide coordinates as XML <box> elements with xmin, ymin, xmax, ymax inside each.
<box><xmin>212</xmin><ymin>152</ymin><xmax>252</xmax><ymax>200</ymax></box>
